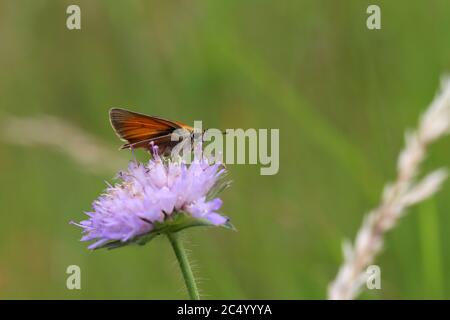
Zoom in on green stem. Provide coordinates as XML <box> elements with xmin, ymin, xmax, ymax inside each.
<box><xmin>167</xmin><ymin>232</ymin><xmax>200</xmax><ymax>300</ymax></box>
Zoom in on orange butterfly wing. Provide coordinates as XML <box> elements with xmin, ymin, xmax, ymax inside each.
<box><xmin>109</xmin><ymin>108</ymin><xmax>191</xmax><ymax>149</ymax></box>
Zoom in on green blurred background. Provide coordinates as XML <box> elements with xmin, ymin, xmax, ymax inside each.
<box><xmin>1</xmin><ymin>0</ymin><xmax>450</xmax><ymax>299</ymax></box>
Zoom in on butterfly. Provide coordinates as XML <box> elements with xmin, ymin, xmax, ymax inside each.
<box><xmin>109</xmin><ymin>108</ymin><xmax>195</xmax><ymax>155</ymax></box>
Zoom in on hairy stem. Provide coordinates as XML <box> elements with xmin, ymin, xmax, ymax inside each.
<box><xmin>167</xmin><ymin>232</ymin><xmax>200</xmax><ymax>300</ymax></box>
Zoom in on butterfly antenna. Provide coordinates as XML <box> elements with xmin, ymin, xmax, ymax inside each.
<box><xmin>129</xmin><ymin>145</ymin><xmax>137</xmax><ymax>161</ymax></box>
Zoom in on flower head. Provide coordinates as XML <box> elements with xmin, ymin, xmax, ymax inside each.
<box><xmin>72</xmin><ymin>143</ymin><xmax>230</xmax><ymax>249</ymax></box>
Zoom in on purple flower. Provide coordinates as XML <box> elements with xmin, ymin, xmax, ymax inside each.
<box><xmin>71</xmin><ymin>144</ymin><xmax>230</xmax><ymax>250</ymax></box>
